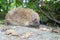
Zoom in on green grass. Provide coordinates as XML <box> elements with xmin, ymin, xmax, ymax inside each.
<box><xmin>0</xmin><ymin>19</ymin><xmax>5</xmax><ymax>24</ymax></box>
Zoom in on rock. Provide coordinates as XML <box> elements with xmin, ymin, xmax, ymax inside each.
<box><xmin>0</xmin><ymin>24</ymin><xmax>60</xmax><ymax>40</ymax></box>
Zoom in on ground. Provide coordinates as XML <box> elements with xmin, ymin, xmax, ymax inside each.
<box><xmin>0</xmin><ymin>24</ymin><xmax>60</xmax><ymax>40</ymax></box>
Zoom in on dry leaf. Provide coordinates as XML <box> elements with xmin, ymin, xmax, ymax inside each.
<box><xmin>21</xmin><ymin>32</ymin><xmax>33</xmax><ymax>39</ymax></box>
<box><xmin>6</xmin><ymin>29</ymin><xmax>19</xmax><ymax>36</ymax></box>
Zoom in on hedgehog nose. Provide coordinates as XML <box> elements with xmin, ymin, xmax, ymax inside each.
<box><xmin>33</xmin><ymin>19</ymin><xmax>40</xmax><ymax>26</ymax></box>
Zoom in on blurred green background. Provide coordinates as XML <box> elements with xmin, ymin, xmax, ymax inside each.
<box><xmin>0</xmin><ymin>0</ymin><xmax>60</xmax><ymax>27</ymax></box>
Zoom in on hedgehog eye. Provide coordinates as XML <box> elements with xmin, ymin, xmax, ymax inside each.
<box><xmin>32</xmin><ymin>14</ymin><xmax>37</xmax><ymax>21</ymax></box>
<box><xmin>32</xmin><ymin>14</ymin><xmax>36</xmax><ymax>18</ymax></box>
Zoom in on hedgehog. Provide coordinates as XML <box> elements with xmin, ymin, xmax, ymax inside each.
<box><xmin>5</xmin><ymin>7</ymin><xmax>40</xmax><ymax>28</ymax></box>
